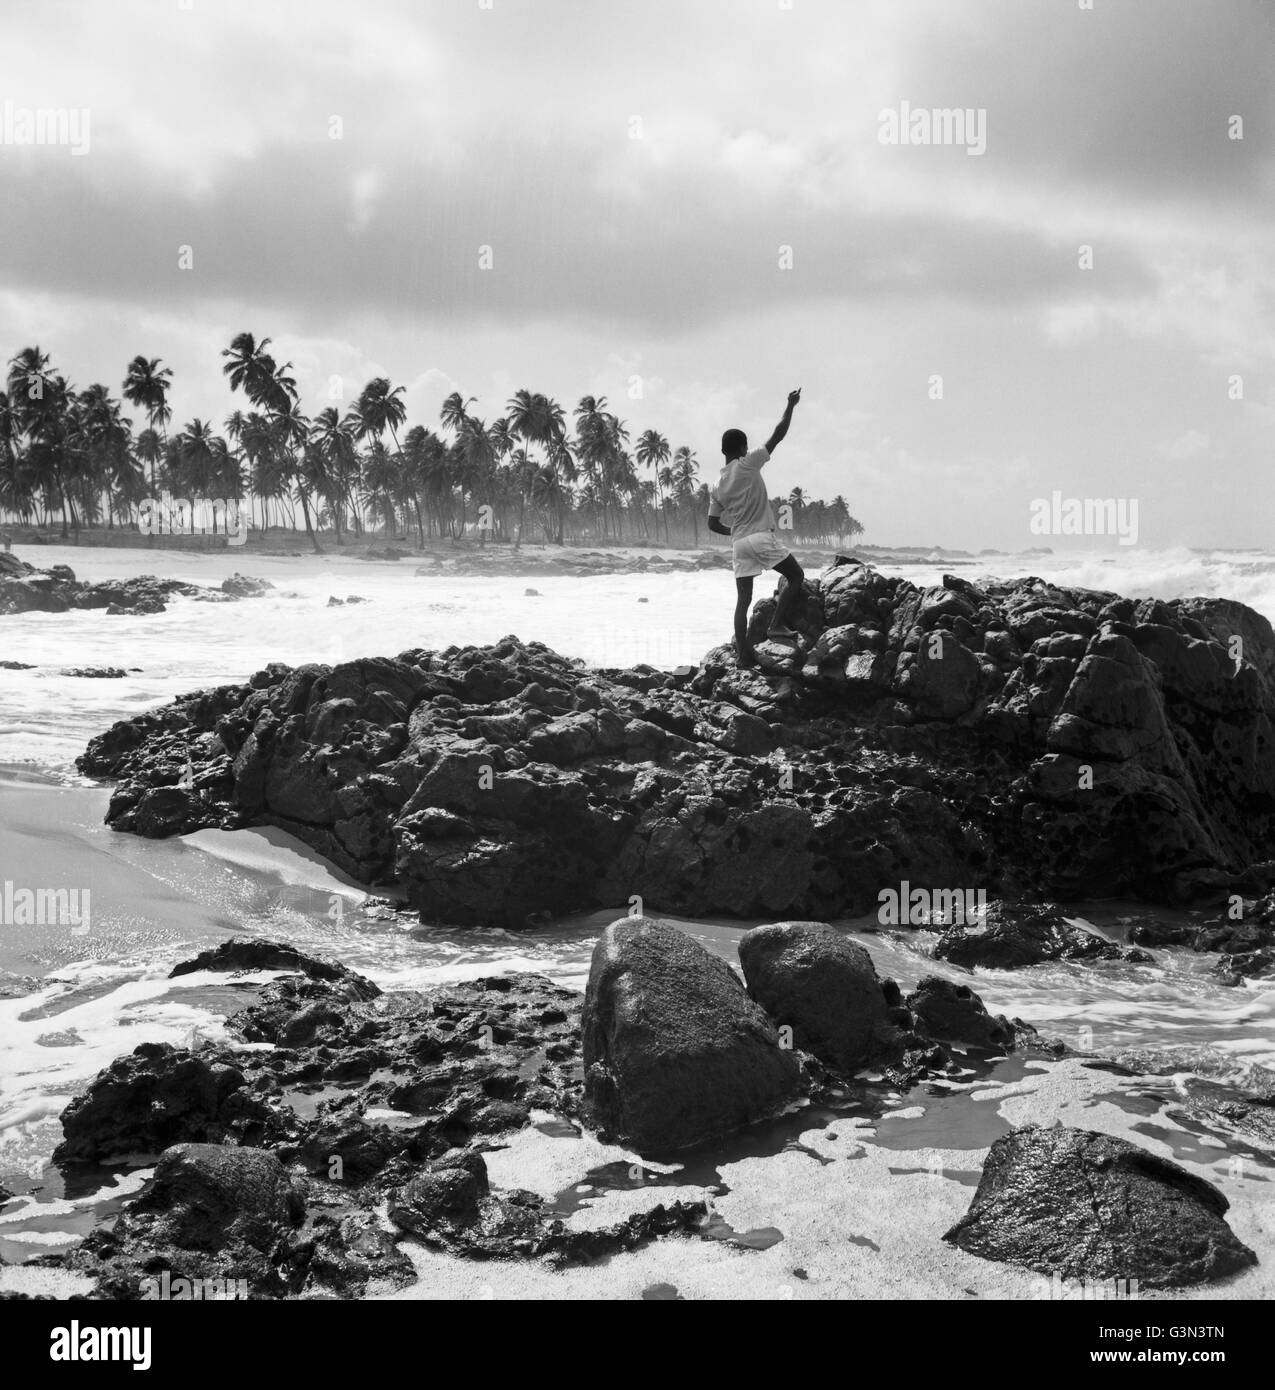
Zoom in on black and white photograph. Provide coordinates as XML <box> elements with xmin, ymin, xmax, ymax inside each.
<box><xmin>0</xmin><ymin>0</ymin><xmax>1270</xmax><ymax>1355</ymax></box>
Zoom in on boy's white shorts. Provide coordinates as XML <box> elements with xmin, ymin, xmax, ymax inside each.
<box><xmin>732</xmin><ymin>529</ymin><xmax>791</xmax><ymax>578</ymax></box>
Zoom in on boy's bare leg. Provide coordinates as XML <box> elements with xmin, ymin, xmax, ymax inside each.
<box><xmin>768</xmin><ymin>555</ymin><xmax>806</xmax><ymax>637</ymax></box>
<box><xmin>734</xmin><ymin>576</ymin><xmax>756</xmax><ymax>666</ymax></box>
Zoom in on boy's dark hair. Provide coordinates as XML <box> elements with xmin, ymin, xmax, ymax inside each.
<box><xmin>721</xmin><ymin>428</ymin><xmax>747</xmax><ymax>457</ymax></box>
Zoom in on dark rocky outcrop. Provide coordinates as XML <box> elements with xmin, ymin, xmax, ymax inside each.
<box><xmin>67</xmin><ymin>556</ymin><xmax>1273</xmax><ymax>978</ymax></box>
<box><xmin>944</xmin><ymin>1124</ymin><xmax>1258</xmax><ymax>1288</ymax></box>
<box><xmin>71</xmin><ymin>562</ymin><xmax>1275</xmax><ymax>952</ymax></box>
<box><xmin>582</xmin><ymin>917</ymin><xmax>801</xmax><ymax>1152</ymax></box>
<box><xmin>931</xmin><ymin>899</ymin><xmax>1139</xmax><ymax>969</ymax></box>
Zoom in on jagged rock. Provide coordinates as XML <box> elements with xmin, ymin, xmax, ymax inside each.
<box><xmin>737</xmin><ymin>921</ymin><xmax>900</xmax><ymax>1072</ymax></box>
<box><xmin>54</xmin><ymin>1044</ymin><xmax>253</xmax><ymax>1163</ymax></box>
<box><xmin>944</xmin><ymin>1125</ymin><xmax>1258</xmax><ymax>1288</ymax></box>
<box><xmin>933</xmin><ymin>900</ymin><xmax>1128</xmax><ymax>969</ymax></box>
<box><xmin>582</xmin><ymin>917</ymin><xmax>801</xmax><ymax>1152</ymax></box>
<box><xmin>120</xmin><ymin>1144</ymin><xmax>304</xmax><ymax>1252</ymax></box>
<box><xmin>905</xmin><ymin>977</ymin><xmax>1014</xmax><ymax>1049</ymax></box>
<box><xmin>386</xmin><ymin>1152</ymin><xmax>489</xmax><ymax>1234</ymax></box>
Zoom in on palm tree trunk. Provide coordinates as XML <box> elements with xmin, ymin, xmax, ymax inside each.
<box><xmin>297</xmin><ymin>488</ymin><xmax>324</xmax><ymax>554</ymax></box>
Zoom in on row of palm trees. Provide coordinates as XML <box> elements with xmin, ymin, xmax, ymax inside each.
<box><xmin>0</xmin><ymin>339</ymin><xmax>865</xmax><ymax>551</ymax></box>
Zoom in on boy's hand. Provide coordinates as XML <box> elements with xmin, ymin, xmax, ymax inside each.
<box><xmin>787</xmin><ymin>388</ymin><xmax>802</xmax><ymax>407</ymax></box>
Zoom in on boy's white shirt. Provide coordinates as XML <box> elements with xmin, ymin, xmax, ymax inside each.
<box><xmin>709</xmin><ymin>446</ymin><xmax>775</xmax><ymax>537</ymax></box>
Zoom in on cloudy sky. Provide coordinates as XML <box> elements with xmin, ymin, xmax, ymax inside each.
<box><xmin>1</xmin><ymin>0</ymin><xmax>1270</xmax><ymax>550</ymax></box>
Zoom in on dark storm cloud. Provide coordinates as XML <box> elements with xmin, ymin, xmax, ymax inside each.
<box><xmin>0</xmin><ymin>138</ymin><xmax>1156</xmax><ymax>331</ymax></box>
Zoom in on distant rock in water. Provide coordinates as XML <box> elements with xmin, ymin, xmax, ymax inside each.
<box><xmin>73</xmin><ymin>561</ymin><xmax>1275</xmax><ymax>931</ymax></box>
<box><xmin>221</xmin><ymin>573</ymin><xmax>274</xmax><ymax>598</ymax></box>
<box><xmin>0</xmin><ymin>552</ymin><xmax>272</xmax><ymax>616</ymax></box>
<box><xmin>61</xmin><ymin>666</ymin><xmax>129</xmax><ymax>679</ymax></box>
<box><xmin>582</xmin><ymin>916</ymin><xmax>801</xmax><ymax>1153</ymax></box>
<box><xmin>932</xmin><ymin>900</ymin><xmax>1136</xmax><ymax>969</ymax></box>
<box><xmin>944</xmin><ymin>1125</ymin><xmax>1257</xmax><ymax>1288</ymax></box>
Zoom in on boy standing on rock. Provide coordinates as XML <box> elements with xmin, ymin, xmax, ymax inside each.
<box><xmin>708</xmin><ymin>389</ymin><xmax>806</xmax><ymax>669</ymax></box>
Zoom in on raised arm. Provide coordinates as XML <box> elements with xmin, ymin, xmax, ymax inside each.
<box><xmin>765</xmin><ymin>388</ymin><xmax>802</xmax><ymax>454</ymax></box>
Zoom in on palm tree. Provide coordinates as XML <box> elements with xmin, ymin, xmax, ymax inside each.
<box><xmin>636</xmin><ymin>428</ymin><xmax>671</xmax><ymax>544</ymax></box>
<box><xmin>355</xmin><ymin>377</ymin><xmax>407</xmax><ymax>454</ymax></box>
<box><xmin>220</xmin><ymin>333</ymin><xmax>278</xmax><ymax>407</ymax></box>
<box><xmin>7</xmin><ymin>348</ymin><xmax>82</xmax><ymax>537</ymax></box>
<box><xmin>221</xmin><ymin>333</ymin><xmax>321</xmax><ymax>551</ymax></box>
<box><xmin>311</xmin><ymin>406</ymin><xmax>361</xmax><ymax>541</ymax></box>
<box><xmin>122</xmin><ymin>356</ymin><xmax>173</xmax><ymax>492</ymax></box>
<box><xmin>78</xmin><ymin>385</ymin><xmax>137</xmax><ymax>528</ymax></box>
<box><xmin>671</xmin><ymin>445</ymin><xmax>700</xmax><ymax>544</ymax></box>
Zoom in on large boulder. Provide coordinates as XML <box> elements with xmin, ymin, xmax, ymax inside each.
<box><xmin>944</xmin><ymin>1125</ymin><xmax>1257</xmax><ymax>1288</ymax></box>
<box><xmin>582</xmin><ymin>917</ymin><xmax>801</xmax><ymax>1152</ymax></box>
<box><xmin>737</xmin><ymin>921</ymin><xmax>899</xmax><ymax>1072</ymax></box>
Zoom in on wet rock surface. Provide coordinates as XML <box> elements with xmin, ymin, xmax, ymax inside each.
<box><xmin>943</xmin><ymin>1124</ymin><xmax>1258</xmax><ymax>1288</ymax></box>
<box><xmin>1128</xmin><ymin>896</ymin><xmax>1275</xmax><ymax>982</ymax></box>
<box><xmin>931</xmin><ymin>899</ymin><xmax>1141</xmax><ymax>969</ymax></box>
